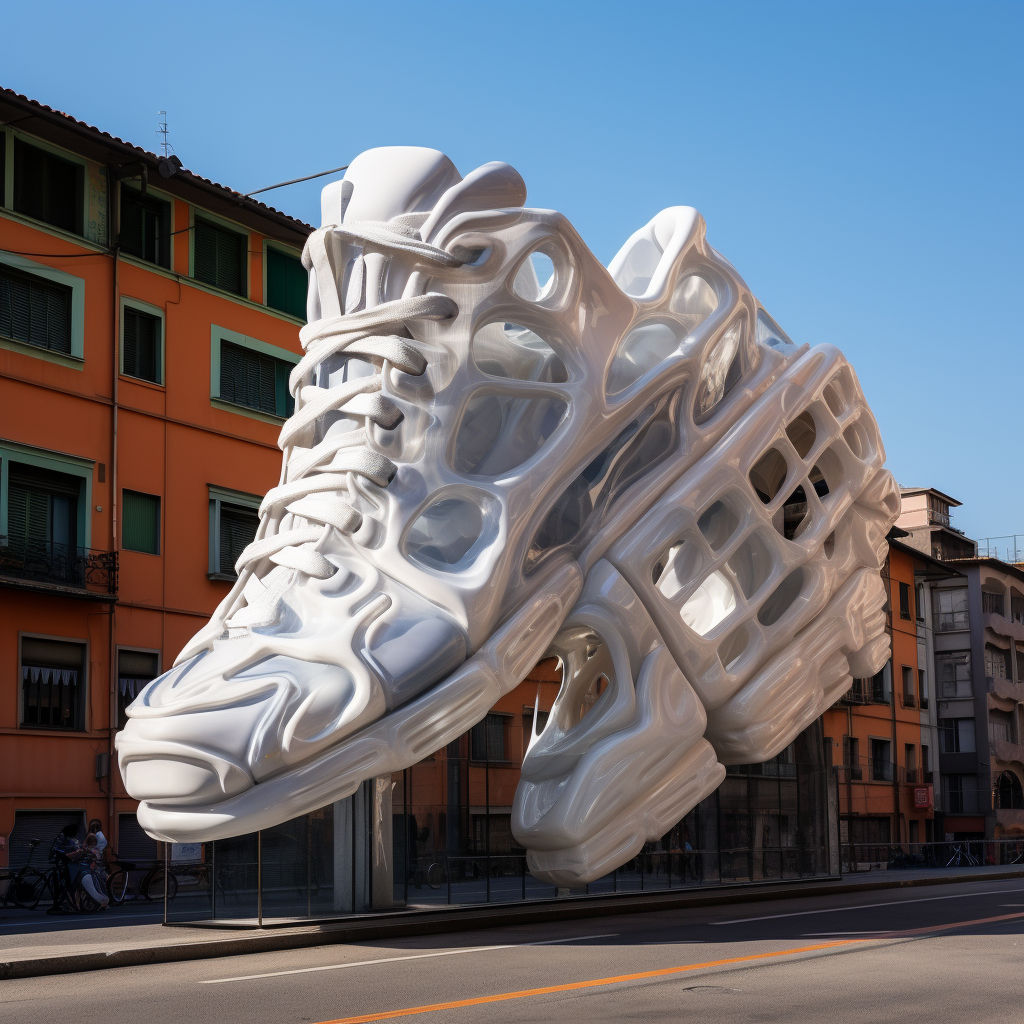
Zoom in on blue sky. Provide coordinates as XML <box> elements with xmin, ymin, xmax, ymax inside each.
<box><xmin>3</xmin><ymin>1</ymin><xmax>1022</xmax><ymax>543</ymax></box>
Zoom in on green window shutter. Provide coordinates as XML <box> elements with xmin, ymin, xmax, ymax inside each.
<box><xmin>0</xmin><ymin>266</ymin><xmax>72</xmax><ymax>353</ymax></box>
<box><xmin>7</xmin><ymin>483</ymin><xmax>51</xmax><ymax>542</ymax></box>
<box><xmin>194</xmin><ymin>218</ymin><xmax>245</xmax><ymax>295</ymax></box>
<box><xmin>122</xmin><ymin>490</ymin><xmax>160</xmax><ymax>554</ymax></box>
<box><xmin>122</xmin><ymin>307</ymin><xmax>161</xmax><ymax>383</ymax></box>
<box><xmin>13</xmin><ymin>139</ymin><xmax>82</xmax><ymax>234</ymax></box>
<box><xmin>218</xmin><ymin>503</ymin><xmax>259</xmax><ymax>575</ymax></box>
<box><xmin>266</xmin><ymin>247</ymin><xmax>307</xmax><ymax>320</ymax></box>
<box><xmin>220</xmin><ymin>340</ymin><xmax>285</xmax><ymax>416</ymax></box>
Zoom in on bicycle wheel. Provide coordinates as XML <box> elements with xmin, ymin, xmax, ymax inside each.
<box><xmin>144</xmin><ymin>868</ymin><xmax>179</xmax><ymax>902</ymax></box>
<box><xmin>12</xmin><ymin>869</ymin><xmax>48</xmax><ymax>910</ymax></box>
<box><xmin>106</xmin><ymin>868</ymin><xmax>130</xmax><ymax>906</ymax></box>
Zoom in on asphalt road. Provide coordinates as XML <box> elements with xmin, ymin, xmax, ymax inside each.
<box><xmin>3</xmin><ymin>878</ymin><xmax>1023</xmax><ymax>1023</ymax></box>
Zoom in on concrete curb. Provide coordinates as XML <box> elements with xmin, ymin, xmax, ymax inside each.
<box><xmin>3</xmin><ymin>868</ymin><xmax>1022</xmax><ymax>980</ymax></box>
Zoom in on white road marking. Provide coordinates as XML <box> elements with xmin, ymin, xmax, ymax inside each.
<box><xmin>711</xmin><ymin>888</ymin><xmax>1021</xmax><ymax>925</ymax></box>
<box><xmin>201</xmin><ymin>933</ymin><xmax>620</xmax><ymax>984</ymax></box>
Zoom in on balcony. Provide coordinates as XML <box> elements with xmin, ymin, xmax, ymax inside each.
<box><xmin>983</xmin><ymin>612</ymin><xmax>1024</xmax><ymax>643</ymax></box>
<box><xmin>991</xmin><ymin>736</ymin><xmax>1024</xmax><ymax>765</ymax></box>
<box><xmin>988</xmin><ymin>676</ymin><xmax>1024</xmax><ymax>703</ymax></box>
<box><xmin>928</xmin><ymin>509</ymin><xmax>952</xmax><ymax>528</ymax></box>
<box><xmin>0</xmin><ymin>537</ymin><xmax>117</xmax><ymax>600</ymax></box>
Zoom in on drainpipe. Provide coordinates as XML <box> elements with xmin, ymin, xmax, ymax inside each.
<box><xmin>108</xmin><ymin>171</ymin><xmax>121</xmax><ymax>838</ymax></box>
<box><xmin>888</xmin><ymin>560</ymin><xmax>901</xmax><ymax>844</ymax></box>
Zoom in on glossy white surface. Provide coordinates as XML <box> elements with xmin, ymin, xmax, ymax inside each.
<box><xmin>117</xmin><ymin>149</ymin><xmax>897</xmax><ymax>882</ymax></box>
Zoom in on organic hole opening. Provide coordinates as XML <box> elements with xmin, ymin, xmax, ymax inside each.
<box><xmin>512</xmin><ymin>251</ymin><xmax>557</xmax><ymax>303</ymax></box>
<box><xmin>655</xmin><ymin>541</ymin><xmax>704</xmax><ymax>601</ymax></box>
<box><xmin>750</xmin><ymin>448</ymin><xmax>790</xmax><ymax>504</ymax></box>
<box><xmin>757</xmin><ymin>567</ymin><xmax>805</xmax><ymax>627</ymax></box>
<box><xmin>785</xmin><ymin>411</ymin><xmax>817</xmax><ymax>460</ymax></box>
<box><xmin>697</xmin><ymin>500</ymin><xmax>740</xmax><ymax>551</ymax></box>
<box><xmin>681</xmin><ymin>569</ymin><xmax>737</xmax><ymax>636</ymax></box>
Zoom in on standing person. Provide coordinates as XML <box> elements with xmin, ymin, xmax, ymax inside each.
<box><xmin>88</xmin><ymin>819</ymin><xmax>108</xmax><ymax>859</ymax></box>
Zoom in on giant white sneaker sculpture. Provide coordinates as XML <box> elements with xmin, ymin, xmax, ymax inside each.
<box><xmin>117</xmin><ymin>148</ymin><xmax>898</xmax><ymax>884</ymax></box>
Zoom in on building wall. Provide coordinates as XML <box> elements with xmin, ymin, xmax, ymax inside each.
<box><xmin>0</xmin><ymin>113</ymin><xmax>310</xmax><ymax>865</ymax></box>
<box><xmin>823</xmin><ymin>543</ymin><xmax>934</xmax><ymax>846</ymax></box>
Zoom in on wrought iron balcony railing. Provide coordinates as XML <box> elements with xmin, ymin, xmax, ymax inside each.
<box><xmin>0</xmin><ymin>536</ymin><xmax>118</xmax><ymax>596</ymax></box>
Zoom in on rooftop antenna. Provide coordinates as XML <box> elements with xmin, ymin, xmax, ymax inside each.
<box><xmin>156</xmin><ymin>111</ymin><xmax>173</xmax><ymax>158</ymax></box>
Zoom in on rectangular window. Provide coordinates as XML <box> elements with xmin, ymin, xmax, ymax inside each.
<box><xmin>0</xmin><ymin>264</ymin><xmax>72</xmax><ymax>353</ymax></box>
<box><xmin>843</xmin><ymin>735</ymin><xmax>861</xmax><ymax>779</ymax></box>
<box><xmin>20</xmin><ymin>636</ymin><xmax>86</xmax><ymax>730</ymax></box>
<box><xmin>919</xmin><ymin>668</ymin><xmax>929</xmax><ymax>709</ymax></box>
<box><xmin>870</xmin><ymin>739</ymin><xmax>892</xmax><ymax>781</ymax></box>
<box><xmin>219</xmin><ymin>340</ymin><xmax>294</xmax><ymax>418</ymax></box>
<box><xmin>985</xmin><ymin>645</ymin><xmax>1010</xmax><ymax>680</ymax></box>
<box><xmin>989</xmin><ymin>709</ymin><xmax>1016</xmax><ymax>747</ymax></box>
<box><xmin>211</xmin><ymin>499</ymin><xmax>259</xmax><ymax>578</ymax></box>
<box><xmin>939</xmin><ymin>717</ymin><xmax>976</xmax><ymax>753</ymax></box>
<box><xmin>899</xmin><ymin>581</ymin><xmax>911</xmax><ymax>620</ymax></box>
<box><xmin>870</xmin><ymin>664</ymin><xmax>890</xmax><ymax>704</ymax></box>
<box><xmin>5</xmin><ymin>463</ymin><xmax>81</xmax><ymax>588</ymax></box>
<box><xmin>936</xmin><ymin>651</ymin><xmax>972</xmax><ymax>699</ymax></box>
<box><xmin>194</xmin><ymin>218</ymin><xmax>246</xmax><ymax>295</ymax></box>
<box><xmin>905</xmin><ymin>743</ymin><xmax>917</xmax><ymax>784</ymax></box>
<box><xmin>121</xmin><ymin>490</ymin><xmax>160</xmax><ymax>554</ymax></box>
<box><xmin>471</xmin><ymin>713</ymin><xmax>507</xmax><ymax>761</ymax></box>
<box><xmin>982</xmin><ymin>591</ymin><xmax>1005</xmax><ymax>616</ymax></box>
<box><xmin>117</xmin><ymin>649</ymin><xmax>159</xmax><ymax>730</ymax></box>
<box><xmin>916</xmin><ymin>584</ymin><xmax>925</xmax><ymax>622</ymax></box>
<box><xmin>932</xmin><ymin>588</ymin><xmax>969</xmax><ymax>631</ymax></box>
<box><xmin>901</xmin><ymin>665</ymin><xmax>915</xmax><ymax>706</ymax></box>
<box><xmin>266</xmin><ymin>247</ymin><xmax>307</xmax><ymax>319</ymax></box>
<box><xmin>122</xmin><ymin>306</ymin><xmax>162</xmax><ymax>384</ymax></box>
<box><xmin>13</xmin><ymin>139</ymin><xmax>83</xmax><ymax>233</ymax></box>
<box><xmin>922</xmin><ymin>744</ymin><xmax>930</xmax><ymax>778</ymax></box>
<box><xmin>120</xmin><ymin>186</ymin><xmax>171</xmax><ymax>268</ymax></box>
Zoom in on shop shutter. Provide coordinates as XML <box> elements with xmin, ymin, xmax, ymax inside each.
<box><xmin>266</xmin><ymin>247</ymin><xmax>307</xmax><ymax>319</ymax></box>
<box><xmin>0</xmin><ymin>266</ymin><xmax>72</xmax><ymax>353</ymax></box>
<box><xmin>194</xmin><ymin>218</ymin><xmax>245</xmax><ymax>295</ymax></box>
<box><xmin>123</xmin><ymin>306</ymin><xmax>161</xmax><ymax>383</ymax></box>
<box><xmin>13</xmin><ymin>139</ymin><xmax>81</xmax><ymax>234</ymax></box>
<box><xmin>7</xmin><ymin>810</ymin><xmax>85</xmax><ymax>869</ymax></box>
<box><xmin>122</xmin><ymin>490</ymin><xmax>160</xmax><ymax>554</ymax></box>
<box><xmin>219</xmin><ymin>503</ymin><xmax>259</xmax><ymax>575</ymax></box>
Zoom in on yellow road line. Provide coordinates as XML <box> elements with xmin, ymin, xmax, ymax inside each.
<box><xmin>315</xmin><ymin>940</ymin><xmax>858</xmax><ymax>1023</ymax></box>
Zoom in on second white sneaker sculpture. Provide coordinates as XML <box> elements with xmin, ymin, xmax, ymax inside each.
<box><xmin>117</xmin><ymin>147</ymin><xmax>898</xmax><ymax>884</ymax></box>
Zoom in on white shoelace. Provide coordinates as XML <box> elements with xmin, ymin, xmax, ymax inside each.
<box><xmin>234</xmin><ymin>221</ymin><xmax>463</xmax><ymax>583</ymax></box>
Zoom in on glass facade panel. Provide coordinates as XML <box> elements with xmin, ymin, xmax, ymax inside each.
<box><xmin>166</xmin><ymin>671</ymin><xmax>836</xmax><ymax>925</ymax></box>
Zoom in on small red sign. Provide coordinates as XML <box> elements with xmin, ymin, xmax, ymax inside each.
<box><xmin>914</xmin><ymin>785</ymin><xmax>933</xmax><ymax>809</ymax></box>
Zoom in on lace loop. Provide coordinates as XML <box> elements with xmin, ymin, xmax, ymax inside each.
<box><xmin>234</xmin><ymin>221</ymin><xmax>462</xmax><ymax>583</ymax></box>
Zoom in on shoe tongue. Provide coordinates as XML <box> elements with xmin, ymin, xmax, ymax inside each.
<box><xmin>321</xmin><ymin>147</ymin><xmax>462</xmax><ymax>226</ymax></box>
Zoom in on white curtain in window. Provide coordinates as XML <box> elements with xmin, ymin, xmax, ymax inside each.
<box><xmin>22</xmin><ymin>666</ymin><xmax>78</xmax><ymax>686</ymax></box>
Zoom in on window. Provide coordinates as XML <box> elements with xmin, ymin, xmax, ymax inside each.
<box><xmin>117</xmin><ymin>649</ymin><xmax>159</xmax><ymax>729</ymax></box>
<box><xmin>901</xmin><ymin>665</ymin><xmax>915</xmax><ymax>707</ymax></box>
<box><xmin>0</xmin><ymin>264</ymin><xmax>72</xmax><ymax>353</ymax></box>
<box><xmin>847</xmin><ymin>816</ymin><xmax>890</xmax><ymax>845</ymax></box>
<box><xmin>932</xmin><ymin>588</ymin><xmax>969</xmax><ymax>631</ymax></box>
<box><xmin>13</xmin><ymin>138</ymin><xmax>83</xmax><ymax>233</ymax></box>
<box><xmin>122</xmin><ymin>305</ymin><xmax>162</xmax><ymax>384</ymax></box>
<box><xmin>870</xmin><ymin>739</ymin><xmax>892</xmax><ymax>781</ymax></box>
<box><xmin>989</xmin><ymin>709</ymin><xmax>1016</xmax><ymax>747</ymax></box>
<box><xmin>219</xmin><ymin>340</ymin><xmax>294</xmax><ymax>418</ymax></box>
<box><xmin>266</xmin><ymin>247</ymin><xmax>307</xmax><ymax>319</ymax></box>
<box><xmin>869</xmin><ymin>663</ymin><xmax>890</xmax><ymax>704</ymax></box>
<box><xmin>122</xmin><ymin>490</ymin><xmax>160</xmax><ymax>554</ymax></box>
<box><xmin>936</xmin><ymin>651</ymin><xmax>972</xmax><ymax>699</ymax></box>
<box><xmin>843</xmin><ymin>735</ymin><xmax>861</xmax><ymax>779</ymax></box>
<box><xmin>899</xmin><ymin>581</ymin><xmax>911</xmax><ymax>620</ymax></box>
<box><xmin>916</xmin><ymin>583</ymin><xmax>925</xmax><ymax>622</ymax></box>
<box><xmin>5</xmin><ymin>463</ymin><xmax>82</xmax><ymax>586</ymax></box>
<box><xmin>982</xmin><ymin>590</ymin><xmax>1005</xmax><ymax>616</ymax></box>
<box><xmin>209</xmin><ymin>489</ymin><xmax>260</xmax><ymax>579</ymax></box>
<box><xmin>120</xmin><ymin>186</ymin><xmax>171</xmax><ymax>268</ymax></box>
<box><xmin>922</xmin><ymin>744</ymin><xmax>930</xmax><ymax>778</ymax></box>
<box><xmin>939</xmin><ymin>717</ymin><xmax>976</xmax><ymax>753</ymax></box>
<box><xmin>985</xmin><ymin>644</ymin><xmax>1010</xmax><ymax>681</ymax></box>
<box><xmin>471</xmin><ymin>713</ymin><xmax>508</xmax><ymax>761</ymax></box>
<box><xmin>905</xmin><ymin>744</ymin><xmax>917</xmax><ymax>783</ymax></box>
<box><xmin>20</xmin><ymin>635</ymin><xmax>86</xmax><ymax>730</ymax></box>
<box><xmin>919</xmin><ymin>668</ymin><xmax>929</xmax><ymax>709</ymax></box>
<box><xmin>194</xmin><ymin>217</ymin><xmax>246</xmax><ymax>295</ymax></box>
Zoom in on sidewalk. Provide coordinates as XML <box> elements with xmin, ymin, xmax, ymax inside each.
<box><xmin>2</xmin><ymin>864</ymin><xmax>1022</xmax><ymax>980</ymax></box>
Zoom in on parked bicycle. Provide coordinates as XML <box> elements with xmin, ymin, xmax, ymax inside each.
<box><xmin>105</xmin><ymin>859</ymin><xmax>177</xmax><ymax>904</ymax></box>
<box><xmin>0</xmin><ymin>839</ymin><xmax>53</xmax><ymax>909</ymax></box>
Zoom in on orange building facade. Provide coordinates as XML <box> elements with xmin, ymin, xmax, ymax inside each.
<box><xmin>0</xmin><ymin>90</ymin><xmax>312</xmax><ymax>867</ymax></box>
<box><xmin>823</xmin><ymin>535</ymin><xmax>940</xmax><ymax>852</ymax></box>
